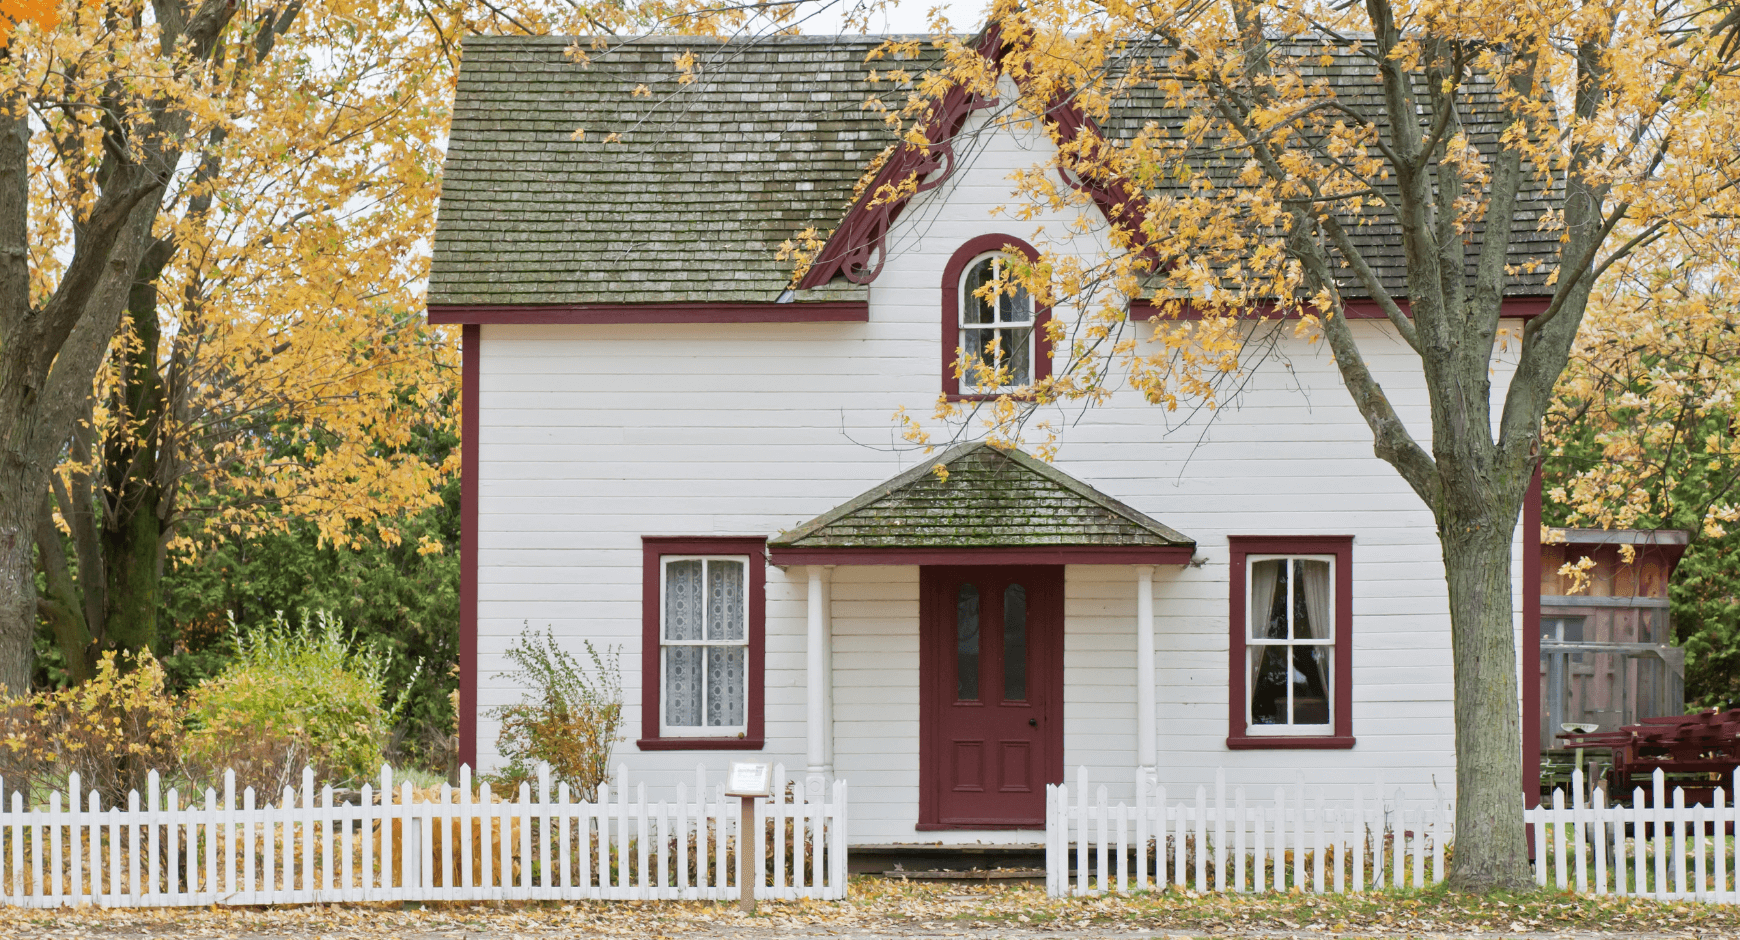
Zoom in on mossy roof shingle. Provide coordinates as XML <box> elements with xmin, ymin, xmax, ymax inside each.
<box><xmin>430</xmin><ymin>34</ymin><xmax>1560</xmax><ymax>307</ymax></box>
<box><xmin>768</xmin><ymin>442</ymin><xmax>1194</xmax><ymax>549</ymax></box>
<box><xmin>430</xmin><ymin>35</ymin><xmax>901</xmax><ymax>306</ymax></box>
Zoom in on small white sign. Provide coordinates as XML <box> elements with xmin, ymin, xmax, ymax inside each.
<box><xmin>724</xmin><ymin>761</ymin><xmax>771</xmax><ymax>797</ymax></box>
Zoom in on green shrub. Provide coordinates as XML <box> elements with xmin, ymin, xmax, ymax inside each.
<box><xmin>491</xmin><ymin>626</ymin><xmax>622</xmax><ymax>801</ymax></box>
<box><xmin>184</xmin><ymin>611</ymin><xmax>413</xmax><ymax>787</ymax></box>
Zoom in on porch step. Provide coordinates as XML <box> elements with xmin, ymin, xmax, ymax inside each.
<box><xmin>848</xmin><ymin>843</ymin><xmax>1046</xmax><ymax>876</ymax></box>
<box><xmin>879</xmin><ymin>868</ymin><xmax>1047</xmax><ymax>882</ymax></box>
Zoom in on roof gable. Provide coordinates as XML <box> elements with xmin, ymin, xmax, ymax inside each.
<box><xmin>768</xmin><ymin>442</ymin><xmax>1193</xmax><ymax>551</ymax></box>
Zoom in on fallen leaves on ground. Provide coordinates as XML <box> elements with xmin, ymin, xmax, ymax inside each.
<box><xmin>0</xmin><ymin>878</ymin><xmax>1730</xmax><ymax>937</ymax></box>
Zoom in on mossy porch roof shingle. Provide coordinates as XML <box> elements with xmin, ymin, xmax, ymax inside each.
<box><xmin>430</xmin><ymin>34</ymin><xmax>1560</xmax><ymax>307</ymax></box>
<box><xmin>768</xmin><ymin>442</ymin><xmax>1194</xmax><ymax>549</ymax></box>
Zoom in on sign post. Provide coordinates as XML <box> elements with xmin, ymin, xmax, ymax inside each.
<box><xmin>724</xmin><ymin>762</ymin><xmax>771</xmax><ymax>913</ymax></box>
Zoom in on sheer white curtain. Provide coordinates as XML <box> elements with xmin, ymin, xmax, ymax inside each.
<box><xmin>1296</xmin><ymin>560</ymin><xmax>1333</xmax><ymax>705</ymax></box>
<box><xmin>1249</xmin><ymin>560</ymin><xmax>1282</xmax><ymax>688</ymax></box>
<box><xmin>1298</xmin><ymin>560</ymin><xmax>1331</xmax><ymax>639</ymax></box>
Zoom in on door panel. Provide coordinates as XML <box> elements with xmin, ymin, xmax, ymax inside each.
<box><xmin>999</xmin><ymin>741</ymin><xmax>1032</xmax><ymax>792</ymax></box>
<box><xmin>920</xmin><ymin>566</ymin><xmax>1063</xmax><ymax>829</ymax></box>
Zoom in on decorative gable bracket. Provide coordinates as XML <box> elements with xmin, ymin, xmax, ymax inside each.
<box><xmin>798</xmin><ymin>22</ymin><xmax>1155</xmax><ymax>290</ymax></box>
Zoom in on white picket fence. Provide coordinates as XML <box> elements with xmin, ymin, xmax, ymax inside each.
<box><xmin>1528</xmin><ymin>768</ymin><xmax>1739</xmax><ymax>902</ymax></box>
<box><xmin>1047</xmin><ymin>768</ymin><xmax>1451</xmax><ymax>897</ymax></box>
<box><xmin>0</xmin><ymin>762</ymin><xmax>846</xmax><ymax>907</ymax></box>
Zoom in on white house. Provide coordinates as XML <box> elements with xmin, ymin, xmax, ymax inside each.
<box><xmin>426</xmin><ymin>29</ymin><xmax>1551</xmax><ymax>847</ymax></box>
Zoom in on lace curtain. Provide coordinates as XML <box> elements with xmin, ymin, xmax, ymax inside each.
<box><xmin>664</xmin><ymin>560</ymin><xmax>705</xmax><ymax>727</ymax></box>
<box><xmin>663</xmin><ymin>558</ymin><xmax>747</xmax><ymax>730</ymax></box>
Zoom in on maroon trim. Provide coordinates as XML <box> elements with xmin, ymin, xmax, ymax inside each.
<box><xmin>769</xmin><ymin>545</ymin><xmax>1194</xmax><ymax>566</ymax></box>
<box><xmin>428</xmin><ymin>301</ymin><xmax>868</xmax><ymax>326</ymax></box>
<box><xmin>1227</xmin><ymin>735</ymin><xmax>1357</xmax><ymax>750</ymax></box>
<box><xmin>637</xmin><ymin>738</ymin><xmax>768</xmax><ymax>751</ymax></box>
<box><xmin>637</xmin><ymin>536</ymin><xmax>767</xmax><ymax>751</ymax></box>
<box><xmin>1226</xmin><ymin>536</ymin><xmax>1356</xmax><ymax>750</ymax></box>
<box><xmin>941</xmin><ymin>235</ymin><xmax>1055</xmax><ymax>400</ymax></box>
<box><xmin>1044</xmin><ymin>102</ymin><xmax>1156</xmax><ymax>269</ymax></box>
<box><xmin>1132</xmin><ymin>296</ymin><xmax>1552</xmax><ymax>321</ymax></box>
<box><xmin>797</xmin><ymin>28</ymin><xmax>1005</xmax><ymax>288</ymax></box>
<box><xmin>918</xmin><ymin>566</ymin><xmax>1063</xmax><ymax>830</ymax></box>
<box><xmin>459</xmin><ymin>324</ymin><xmax>479</xmax><ymax>771</ymax></box>
<box><xmin>797</xmin><ymin>24</ymin><xmax>1158</xmax><ymax>290</ymax></box>
<box><xmin>1524</xmin><ymin>471</ymin><xmax>1543</xmax><ymax>837</ymax></box>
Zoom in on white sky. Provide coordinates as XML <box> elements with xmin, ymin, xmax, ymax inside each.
<box><xmin>793</xmin><ymin>0</ymin><xmax>989</xmax><ymax>35</ymax></box>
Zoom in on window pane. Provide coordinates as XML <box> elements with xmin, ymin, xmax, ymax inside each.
<box><xmin>1292</xmin><ymin>645</ymin><xmax>1330</xmax><ymax>724</ymax></box>
<box><xmin>961</xmin><ymin>326</ymin><xmax>992</xmax><ymax>386</ymax></box>
<box><xmin>964</xmin><ymin>258</ymin><xmax>997</xmax><ymax>325</ymax></box>
<box><xmin>1250</xmin><ymin>559</ymin><xmax>1287</xmax><ymax>639</ymax></box>
<box><xmin>706</xmin><ymin>646</ymin><xmax>746</xmax><ymax>727</ymax></box>
<box><xmin>665</xmin><ymin>560</ymin><xmax>704</xmax><ymax>641</ymax></box>
<box><xmin>1250</xmin><ymin>646</ymin><xmax>1288</xmax><ymax>724</ymax></box>
<box><xmin>1004</xmin><ymin>583</ymin><xmax>1027</xmax><ymax>701</ymax></box>
<box><xmin>706</xmin><ymin>559</ymin><xmax>745</xmax><ymax>641</ymax></box>
<box><xmin>1004</xmin><ymin>282</ymin><xmax>1033</xmax><ymax>323</ymax></box>
<box><xmin>1295</xmin><ymin>559</ymin><xmax>1331</xmax><ymax>640</ymax></box>
<box><xmin>957</xmin><ymin>583</ymin><xmax>981</xmax><ymax>701</ymax></box>
<box><xmin>665</xmin><ymin>647</ymin><xmax>703</xmax><ymax>727</ymax></box>
<box><xmin>998</xmin><ymin>327</ymin><xmax>1031</xmax><ymax>385</ymax></box>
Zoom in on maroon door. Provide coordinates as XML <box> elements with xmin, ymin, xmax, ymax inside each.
<box><xmin>919</xmin><ymin>566</ymin><xmax>1063</xmax><ymax>829</ymax></box>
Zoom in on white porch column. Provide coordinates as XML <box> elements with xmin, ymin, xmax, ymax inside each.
<box><xmin>1135</xmin><ymin>565</ymin><xmax>1157</xmax><ymax>788</ymax></box>
<box><xmin>806</xmin><ymin>565</ymin><xmax>833</xmax><ymax>798</ymax></box>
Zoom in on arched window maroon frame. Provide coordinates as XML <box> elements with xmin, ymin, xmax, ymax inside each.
<box><xmin>941</xmin><ymin>235</ymin><xmax>1054</xmax><ymax>400</ymax></box>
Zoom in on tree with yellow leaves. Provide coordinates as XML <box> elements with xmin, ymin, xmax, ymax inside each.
<box><xmin>28</xmin><ymin>0</ymin><xmax>454</xmax><ymax>682</ymax></box>
<box><xmin>889</xmin><ymin>0</ymin><xmax>1740</xmax><ymax>888</ymax></box>
<box><xmin>1545</xmin><ymin>222</ymin><xmax>1740</xmax><ymax>715</ymax></box>
<box><xmin>6</xmin><ymin>0</ymin><xmax>839</xmax><ymax>689</ymax></box>
<box><xmin>12</xmin><ymin>0</ymin><xmax>462</xmax><ymax>687</ymax></box>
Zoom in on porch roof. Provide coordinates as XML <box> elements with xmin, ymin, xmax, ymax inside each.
<box><xmin>767</xmin><ymin>442</ymin><xmax>1195</xmax><ymax>565</ymax></box>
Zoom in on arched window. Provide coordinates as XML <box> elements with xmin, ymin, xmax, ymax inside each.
<box><xmin>941</xmin><ymin>235</ymin><xmax>1052</xmax><ymax>398</ymax></box>
<box><xmin>958</xmin><ymin>253</ymin><xmax>1034</xmax><ymax>392</ymax></box>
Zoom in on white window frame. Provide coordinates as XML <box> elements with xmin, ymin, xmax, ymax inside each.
<box><xmin>957</xmin><ymin>251</ymin><xmax>1036</xmax><ymax>395</ymax></box>
<box><xmin>1244</xmin><ymin>553</ymin><xmax>1336</xmax><ymax>736</ymax></box>
<box><xmin>659</xmin><ymin>554</ymin><xmax>750</xmax><ymax>738</ymax></box>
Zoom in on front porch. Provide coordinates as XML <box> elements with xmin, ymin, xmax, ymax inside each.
<box><xmin>765</xmin><ymin>442</ymin><xmax>1196</xmax><ymax>840</ymax></box>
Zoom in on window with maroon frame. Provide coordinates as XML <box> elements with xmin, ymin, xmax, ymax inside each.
<box><xmin>941</xmin><ymin>235</ymin><xmax>1053</xmax><ymax>399</ymax></box>
<box><xmin>638</xmin><ymin>537</ymin><xmax>765</xmax><ymax>751</ymax></box>
<box><xmin>1227</xmin><ymin>536</ymin><xmax>1354</xmax><ymax>749</ymax></box>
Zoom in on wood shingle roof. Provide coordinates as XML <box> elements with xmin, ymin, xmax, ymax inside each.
<box><xmin>430</xmin><ymin>35</ymin><xmax>897</xmax><ymax>307</ymax></box>
<box><xmin>768</xmin><ymin>442</ymin><xmax>1194</xmax><ymax>551</ymax></box>
<box><xmin>430</xmin><ymin>33</ymin><xmax>1561</xmax><ymax>308</ymax></box>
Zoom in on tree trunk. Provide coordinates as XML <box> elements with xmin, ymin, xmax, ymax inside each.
<box><xmin>100</xmin><ymin>251</ymin><xmax>170</xmax><ymax>656</ymax></box>
<box><xmin>0</xmin><ymin>481</ymin><xmax>37</xmax><ymax>693</ymax></box>
<box><xmin>1440</xmin><ymin>480</ymin><xmax>1534</xmax><ymax>891</ymax></box>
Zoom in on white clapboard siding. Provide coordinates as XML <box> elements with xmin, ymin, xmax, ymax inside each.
<box><xmin>1525</xmin><ymin>768</ymin><xmax>1740</xmax><ymax>903</ymax></box>
<box><xmin>1047</xmin><ymin>767</ymin><xmax>1448</xmax><ymax>897</ymax></box>
<box><xmin>0</xmin><ymin>763</ymin><xmax>846</xmax><ymax>907</ymax></box>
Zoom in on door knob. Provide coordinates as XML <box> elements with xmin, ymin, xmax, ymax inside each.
<box><xmin>1028</xmin><ymin>718</ymin><xmax>1038</xmax><ymax>727</ymax></box>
